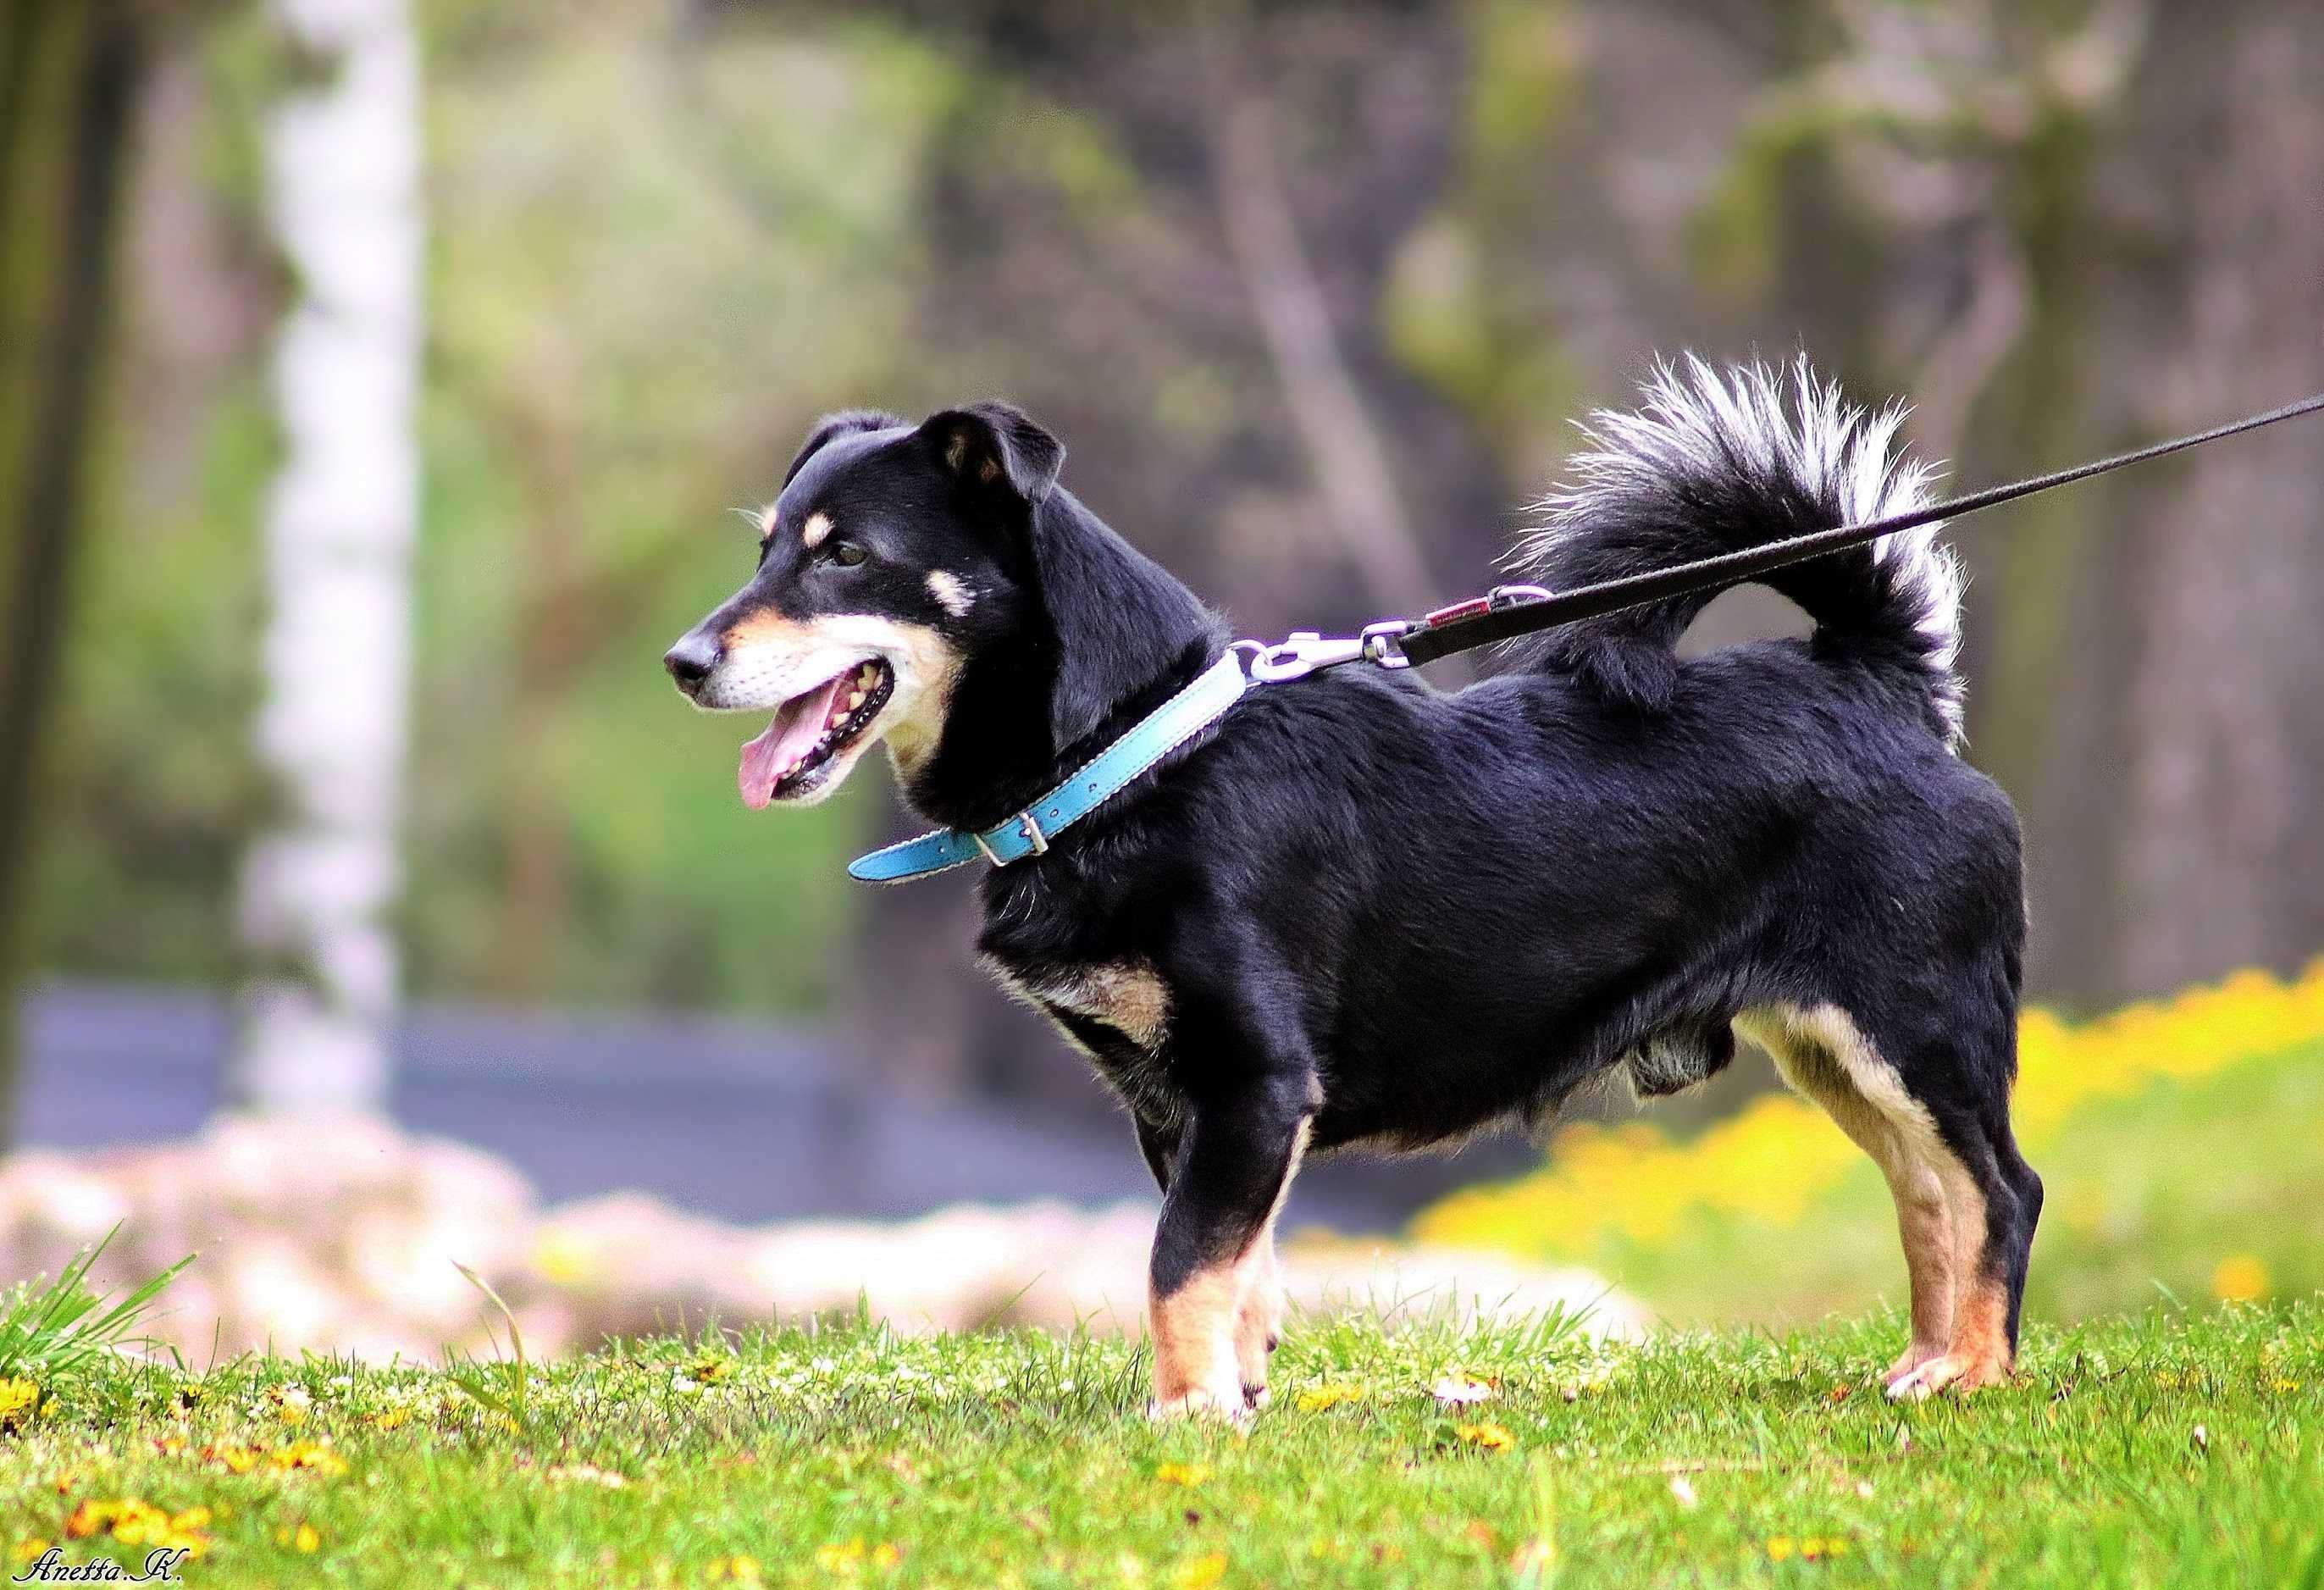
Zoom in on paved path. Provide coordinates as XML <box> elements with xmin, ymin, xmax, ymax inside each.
<box><xmin>14</xmin><ymin>983</ymin><xmax>1532</xmax><ymax>1232</ymax></box>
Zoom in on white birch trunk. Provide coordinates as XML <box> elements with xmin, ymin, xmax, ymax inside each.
<box><xmin>232</xmin><ymin>0</ymin><xmax>423</xmax><ymax>1111</ymax></box>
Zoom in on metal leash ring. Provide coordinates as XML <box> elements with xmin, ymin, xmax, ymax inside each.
<box><xmin>1240</xmin><ymin>621</ymin><xmax>1416</xmax><ymax>683</ymax></box>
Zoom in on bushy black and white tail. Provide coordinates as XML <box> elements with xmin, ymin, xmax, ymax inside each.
<box><xmin>1512</xmin><ymin>356</ymin><xmax>1966</xmax><ymax>745</ymax></box>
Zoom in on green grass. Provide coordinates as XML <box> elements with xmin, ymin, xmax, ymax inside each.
<box><xmin>2</xmin><ymin>1301</ymin><xmax>2319</xmax><ymax>1587</ymax></box>
<box><xmin>0</xmin><ymin>1227</ymin><xmax>192</xmax><ymax>1388</ymax></box>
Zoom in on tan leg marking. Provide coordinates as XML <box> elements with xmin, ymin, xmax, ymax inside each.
<box><xmin>1233</xmin><ymin>1226</ymin><xmax>1283</xmax><ymax>1408</ymax></box>
<box><xmin>1888</xmin><ymin>1170</ymin><xmax>2015</xmax><ymax>1399</ymax></box>
<box><xmin>1737</xmin><ymin>1006</ymin><xmax>2004</xmax><ymax>1393</ymax></box>
<box><xmin>1887</xmin><ymin>1273</ymin><xmax>2013</xmax><ymax>1399</ymax></box>
<box><xmin>1149</xmin><ymin>1122</ymin><xmax>1308</xmax><ymax>1421</ymax></box>
<box><xmin>1149</xmin><ymin>1263</ymin><xmax>1247</xmax><ymax>1418</ymax></box>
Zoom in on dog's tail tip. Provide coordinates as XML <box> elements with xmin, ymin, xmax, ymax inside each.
<box><xmin>1513</xmin><ymin>353</ymin><xmax>1967</xmax><ymax>745</ymax></box>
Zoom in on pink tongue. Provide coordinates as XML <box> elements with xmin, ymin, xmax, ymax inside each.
<box><xmin>738</xmin><ymin>673</ymin><xmax>847</xmax><ymax>810</ymax></box>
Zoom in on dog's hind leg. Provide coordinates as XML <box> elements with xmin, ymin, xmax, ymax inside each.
<box><xmin>1736</xmin><ymin>1006</ymin><xmax>1962</xmax><ymax>1385</ymax></box>
<box><xmin>1882</xmin><ymin>1019</ymin><xmax>2042</xmax><ymax>1399</ymax></box>
<box><xmin>1740</xmin><ymin>1003</ymin><xmax>2039</xmax><ymax>1396</ymax></box>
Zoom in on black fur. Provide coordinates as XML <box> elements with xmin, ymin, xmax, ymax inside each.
<box><xmin>672</xmin><ymin>363</ymin><xmax>2041</xmax><ymax>1391</ymax></box>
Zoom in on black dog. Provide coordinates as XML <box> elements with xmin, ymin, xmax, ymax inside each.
<box><xmin>664</xmin><ymin>358</ymin><xmax>2039</xmax><ymax>1417</ymax></box>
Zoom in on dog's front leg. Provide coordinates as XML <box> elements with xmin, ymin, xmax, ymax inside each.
<box><xmin>1234</xmin><ymin>1233</ymin><xmax>1284</xmax><ymax>1409</ymax></box>
<box><xmin>1147</xmin><ymin>1083</ymin><xmax>1312</xmax><ymax>1422</ymax></box>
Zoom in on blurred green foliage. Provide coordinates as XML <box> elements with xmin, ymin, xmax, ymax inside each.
<box><xmin>36</xmin><ymin>4</ymin><xmax>987</xmax><ymax>1012</ymax></box>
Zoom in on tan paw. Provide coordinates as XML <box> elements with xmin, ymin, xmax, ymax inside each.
<box><xmin>1883</xmin><ymin>1340</ymin><xmax>1950</xmax><ymax>1383</ymax></box>
<box><xmin>1148</xmin><ymin>1384</ymin><xmax>1251</xmax><ymax>1425</ymax></box>
<box><xmin>1884</xmin><ymin>1350</ymin><xmax>2011</xmax><ymax>1400</ymax></box>
<box><xmin>1234</xmin><ymin>1320</ymin><xmax>1278</xmax><ymax>1404</ymax></box>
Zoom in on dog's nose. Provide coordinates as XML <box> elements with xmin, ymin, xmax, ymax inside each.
<box><xmin>663</xmin><ymin>632</ymin><xmax>722</xmax><ymax>694</ymax></box>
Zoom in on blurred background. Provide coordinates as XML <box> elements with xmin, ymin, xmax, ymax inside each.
<box><xmin>1</xmin><ymin>0</ymin><xmax>2319</xmax><ymax>1358</ymax></box>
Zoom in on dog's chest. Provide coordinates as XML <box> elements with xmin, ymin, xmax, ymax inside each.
<box><xmin>982</xmin><ymin>953</ymin><xmax>1180</xmax><ymax>1118</ymax></box>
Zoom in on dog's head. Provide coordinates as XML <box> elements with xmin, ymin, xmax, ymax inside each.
<box><xmin>664</xmin><ymin>403</ymin><xmax>1062</xmax><ymax>809</ymax></box>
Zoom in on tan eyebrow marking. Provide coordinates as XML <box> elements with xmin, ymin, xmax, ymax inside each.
<box><xmin>800</xmin><ymin>511</ymin><xmax>834</xmax><ymax>550</ymax></box>
<box><xmin>925</xmin><ymin>570</ymin><xmax>974</xmax><ymax>618</ymax></box>
<box><xmin>755</xmin><ymin>504</ymin><xmax>778</xmax><ymax>544</ymax></box>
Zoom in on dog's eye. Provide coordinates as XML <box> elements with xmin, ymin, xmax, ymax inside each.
<box><xmin>826</xmin><ymin>540</ymin><xmax>869</xmax><ymax>568</ymax></box>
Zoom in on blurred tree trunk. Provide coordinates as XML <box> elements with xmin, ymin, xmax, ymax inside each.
<box><xmin>0</xmin><ymin>0</ymin><xmax>147</xmax><ymax>1145</ymax></box>
<box><xmin>1207</xmin><ymin>76</ymin><xmax>1447</xmax><ymax>617</ymax></box>
<box><xmin>2120</xmin><ymin>11</ymin><xmax>2324</xmax><ymax>993</ymax></box>
<box><xmin>230</xmin><ymin>0</ymin><xmax>423</xmax><ymax>1111</ymax></box>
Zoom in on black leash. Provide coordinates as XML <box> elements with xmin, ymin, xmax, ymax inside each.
<box><xmin>1244</xmin><ymin>389</ymin><xmax>2324</xmax><ymax>682</ymax></box>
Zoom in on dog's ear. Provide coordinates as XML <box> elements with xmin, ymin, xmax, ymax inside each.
<box><xmin>918</xmin><ymin>402</ymin><xmax>1065</xmax><ymax>507</ymax></box>
<box><xmin>783</xmin><ymin>409</ymin><xmax>905</xmax><ymax>489</ymax></box>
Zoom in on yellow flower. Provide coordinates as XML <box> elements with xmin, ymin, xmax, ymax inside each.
<box><xmin>1293</xmin><ymin>1383</ymin><xmax>1364</xmax><ymax>1412</ymax></box>
<box><xmin>871</xmin><ymin>1543</ymin><xmax>902</xmax><ymax>1571</ymax></box>
<box><xmin>1455</xmin><ymin>1422</ymin><xmax>1515</xmax><ymax>1453</ymax></box>
<box><xmin>534</xmin><ymin>1229</ymin><xmax>597</xmax><ymax>1287</ymax></box>
<box><xmin>1173</xmin><ymin>1552</ymin><xmax>1228</xmax><ymax>1589</ymax></box>
<box><xmin>0</xmin><ymin>1377</ymin><xmax>41</xmax><ymax>1432</ymax></box>
<box><xmin>689</xmin><ymin>1357</ymin><xmax>733</xmax><ymax>1384</ymax></box>
<box><xmin>1767</xmin><ymin>1536</ymin><xmax>1796</xmax><ymax>1561</ymax></box>
<box><xmin>10</xmin><ymin>1539</ymin><xmax>49</xmax><ymax>1566</ymax></box>
<box><xmin>2211</xmin><ymin>1255</ymin><xmax>2269</xmax><ymax>1303</ymax></box>
<box><xmin>64</xmin><ymin>1499</ymin><xmax>210</xmax><ymax>1559</ymax></box>
<box><xmin>274</xmin><ymin>1521</ymin><xmax>323</xmax><ymax>1554</ymax></box>
<box><xmin>368</xmin><ymin>1405</ymin><xmax>411</xmax><ymax>1430</ymax></box>
<box><xmin>202</xmin><ymin>1444</ymin><xmax>261</xmax><ymax>1475</ymax></box>
<box><xmin>268</xmin><ymin>1441</ymin><xmax>350</xmax><ymax>1476</ymax></box>
<box><xmin>707</xmin><ymin>1554</ymin><xmax>764</xmax><ymax>1582</ymax></box>
<box><xmin>816</xmin><ymin>1537</ymin><xmax>866</xmax><ymax>1574</ymax></box>
<box><xmin>1154</xmin><ymin>1462</ymin><xmax>1211</xmax><ymax>1487</ymax></box>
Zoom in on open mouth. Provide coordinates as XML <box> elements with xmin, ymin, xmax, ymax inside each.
<box><xmin>737</xmin><ymin>658</ymin><xmax>894</xmax><ymax>809</ymax></box>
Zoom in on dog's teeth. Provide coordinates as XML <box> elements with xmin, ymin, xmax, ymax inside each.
<box><xmin>847</xmin><ymin>690</ymin><xmax>866</xmax><ymax>709</ymax></box>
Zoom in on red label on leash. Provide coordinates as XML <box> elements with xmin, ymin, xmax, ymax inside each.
<box><xmin>1422</xmin><ymin>596</ymin><xmax>1493</xmax><ymax>627</ymax></box>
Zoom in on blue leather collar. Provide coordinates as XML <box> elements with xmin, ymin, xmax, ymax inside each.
<box><xmin>848</xmin><ymin>650</ymin><xmax>1252</xmax><ymax>884</ymax></box>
